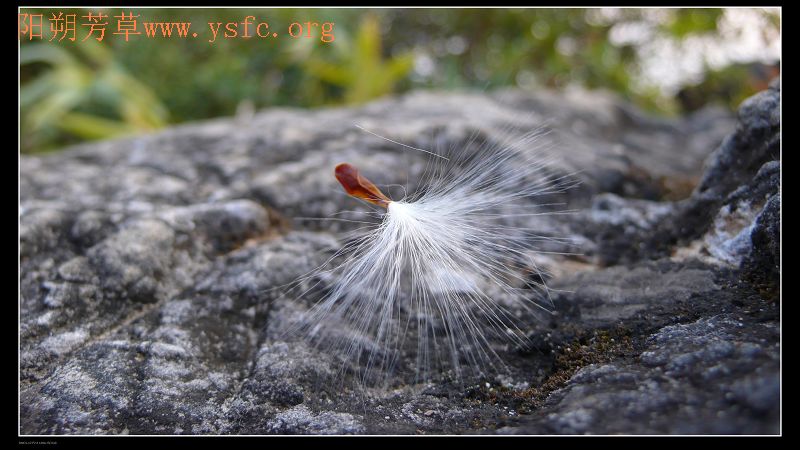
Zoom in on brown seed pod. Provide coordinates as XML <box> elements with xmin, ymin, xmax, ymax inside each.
<box><xmin>334</xmin><ymin>163</ymin><xmax>392</xmax><ymax>208</ymax></box>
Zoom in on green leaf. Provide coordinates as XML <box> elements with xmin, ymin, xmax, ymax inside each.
<box><xmin>57</xmin><ymin>112</ymin><xmax>138</xmax><ymax>139</ymax></box>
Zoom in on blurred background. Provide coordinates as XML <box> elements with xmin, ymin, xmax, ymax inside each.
<box><xmin>19</xmin><ymin>7</ymin><xmax>780</xmax><ymax>154</ymax></box>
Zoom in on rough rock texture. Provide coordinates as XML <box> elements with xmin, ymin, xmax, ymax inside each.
<box><xmin>20</xmin><ymin>81</ymin><xmax>780</xmax><ymax>435</ymax></box>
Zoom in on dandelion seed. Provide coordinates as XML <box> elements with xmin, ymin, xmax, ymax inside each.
<box><xmin>282</xmin><ymin>125</ymin><xmax>578</xmax><ymax>387</ymax></box>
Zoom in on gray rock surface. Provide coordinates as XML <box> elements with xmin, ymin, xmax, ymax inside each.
<box><xmin>20</xmin><ymin>82</ymin><xmax>780</xmax><ymax>435</ymax></box>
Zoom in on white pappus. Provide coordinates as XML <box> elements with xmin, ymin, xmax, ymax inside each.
<box><xmin>283</xmin><ymin>125</ymin><xmax>578</xmax><ymax>387</ymax></box>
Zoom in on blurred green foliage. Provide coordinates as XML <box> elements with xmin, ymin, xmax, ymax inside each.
<box><xmin>20</xmin><ymin>38</ymin><xmax>168</xmax><ymax>152</ymax></box>
<box><xmin>19</xmin><ymin>8</ymin><xmax>780</xmax><ymax>153</ymax></box>
<box><xmin>305</xmin><ymin>13</ymin><xmax>414</xmax><ymax>104</ymax></box>
<box><xmin>664</xmin><ymin>8</ymin><xmax>724</xmax><ymax>37</ymax></box>
<box><xmin>677</xmin><ymin>61</ymin><xmax>780</xmax><ymax>112</ymax></box>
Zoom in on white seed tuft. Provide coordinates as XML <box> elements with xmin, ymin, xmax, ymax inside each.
<box><xmin>281</xmin><ymin>126</ymin><xmax>578</xmax><ymax>386</ymax></box>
